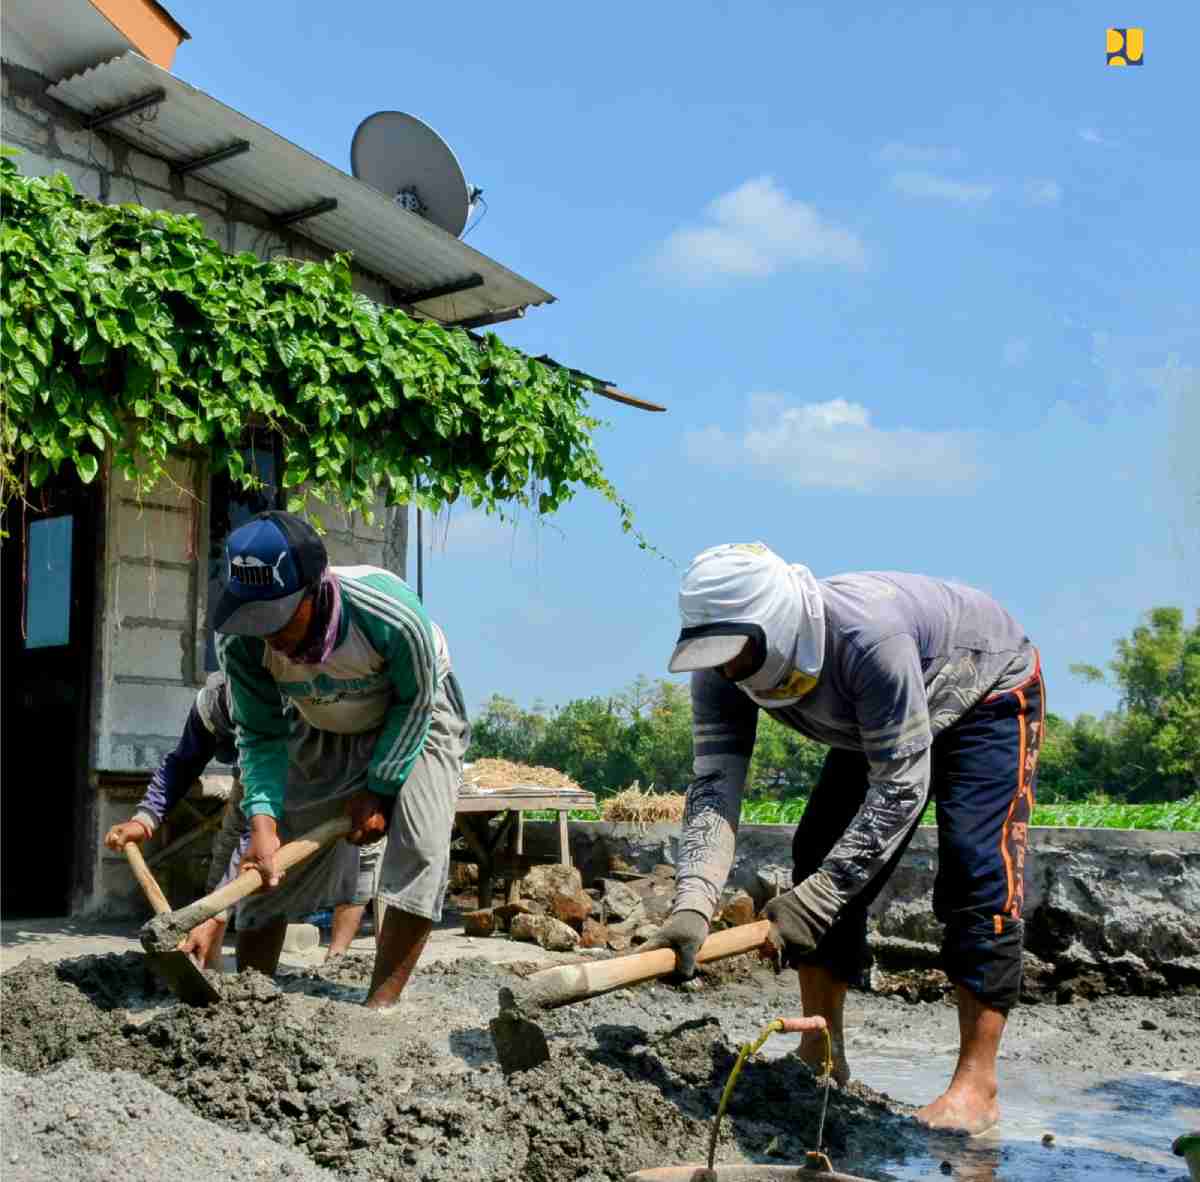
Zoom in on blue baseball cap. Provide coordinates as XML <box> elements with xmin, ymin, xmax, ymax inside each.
<box><xmin>213</xmin><ymin>511</ymin><xmax>327</xmax><ymax>636</ymax></box>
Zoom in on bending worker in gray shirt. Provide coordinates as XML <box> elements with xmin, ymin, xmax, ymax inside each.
<box><xmin>647</xmin><ymin>542</ymin><xmax>1044</xmax><ymax>1135</ymax></box>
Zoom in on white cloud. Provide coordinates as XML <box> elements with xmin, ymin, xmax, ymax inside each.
<box><xmin>685</xmin><ymin>394</ymin><xmax>980</xmax><ymax>492</ymax></box>
<box><xmin>877</xmin><ymin>142</ymin><xmax>964</xmax><ymax>165</ymax></box>
<box><xmin>652</xmin><ymin>176</ymin><xmax>868</xmax><ymax>282</ymax></box>
<box><xmin>1079</xmin><ymin>128</ymin><xmax>1106</xmax><ymax>145</ymax></box>
<box><xmin>1003</xmin><ymin>337</ymin><xmax>1032</xmax><ymax>367</ymax></box>
<box><xmin>1024</xmin><ymin>178</ymin><xmax>1062</xmax><ymax>207</ymax></box>
<box><xmin>889</xmin><ymin>171</ymin><xmax>993</xmax><ymax>205</ymax></box>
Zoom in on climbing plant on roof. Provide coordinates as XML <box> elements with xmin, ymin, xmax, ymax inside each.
<box><xmin>0</xmin><ymin>151</ymin><xmax>647</xmax><ymax>548</ymax></box>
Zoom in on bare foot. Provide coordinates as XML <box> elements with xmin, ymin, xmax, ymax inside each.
<box><xmin>916</xmin><ymin>1086</ymin><xmax>999</xmax><ymax>1135</ymax></box>
<box><xmin>797</xmin><ymin>1031</ymin><xmax>850</xmax><ymax>1087</ymax></box>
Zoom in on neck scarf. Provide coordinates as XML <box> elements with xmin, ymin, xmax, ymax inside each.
<box><xmin>292</xmin><ymin>568</ymin><xmax>341</xmax><ymax>666</ymax></box>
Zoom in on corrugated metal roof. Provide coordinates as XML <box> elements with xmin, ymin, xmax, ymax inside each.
<box><xmin>47</xmin><ymin>52</ymin><xmax>554</xmax><ymax>325</ymax></box>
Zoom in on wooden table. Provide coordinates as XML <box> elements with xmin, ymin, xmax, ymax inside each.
<box><xmin>453</xmin><ymin>787</ymin><xmax>596</xmax><ymax>908</ymax></box>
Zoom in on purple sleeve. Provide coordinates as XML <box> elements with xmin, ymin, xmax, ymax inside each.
<box><xmin>135</xmin><ymin>705</ymin><xmax>218</xmax><ymax>827</ymax></box>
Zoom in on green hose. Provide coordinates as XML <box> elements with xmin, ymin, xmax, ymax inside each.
<box><xmin>706</xmin><ymin>1018</ymin><xmax>833</xmax><ymax>1170</ymax></box>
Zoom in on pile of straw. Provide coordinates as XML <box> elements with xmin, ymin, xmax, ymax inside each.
<box><xmin>462</xmin><ymin>758</ymin><xmax>580</xmax><ymax>791</ymax></box>
<box><xmin>600</xmin><ymin>783</ymin><xmax>686</xmax><ymax>825</ymax></box>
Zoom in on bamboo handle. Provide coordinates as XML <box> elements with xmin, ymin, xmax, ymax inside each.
<box><xmin>523</xmin><ymin>919</ymin><xmax>771</xmax><ymax>1008</ymax></box>
<box><xmin>141</xmin><ymin>816</ymin><xmax>353</xmax><ymax>949</ymax></box>
<box><xmin>694</xmin><ymin>919</ymin><xmax>772</xmax><ymax>964</ymax></box>
<box><xmin>203</xmin><ymin>815</ymin><xmax>354</xmax><ymax>913</ymax></box>
<box><xmin>124</xmin><ymin>842</ymin><xmax>172</xmax><ymax>915</ymax></box>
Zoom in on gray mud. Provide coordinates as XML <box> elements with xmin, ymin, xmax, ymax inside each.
<box><xmin>2</xmin><ymin>951</ymin><xmax>1198</xmax><ymax>1181</ymax></box>
<box><xmin>2</xmin><ymin>1060</ymin><xmax>336</xmax><ymax>1181</ymax></box>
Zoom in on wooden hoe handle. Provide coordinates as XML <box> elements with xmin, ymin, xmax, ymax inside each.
<box><xmin>523</xmin><ymin>919</ymin><xmax>772</xmax><ymax>1009</ymax></box>
<box><xmin>123</xmin><ymin>842</ymin><xmax>171</xmax><ymax>916</ymax></box>
<box><xmin>197</xmin><ymin>815</ymin><xmax>354</xmax><ymax>916</ymax></box>
<box><xmin>141</xmin><ymin>816</ymin><xmax>353</xmax><ymax>948</ymax></box>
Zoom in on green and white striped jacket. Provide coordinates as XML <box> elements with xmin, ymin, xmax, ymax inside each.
<box><xmin>217</xmin><ymin>566</ymin><xmax>436</xmax><ymax>821</ymax></box>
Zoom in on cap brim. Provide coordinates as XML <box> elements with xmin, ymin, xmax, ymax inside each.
<box><xmin>668</xmin><ymin>634</ymin><xmax>749</xmax><ymax>674</ymax></box>
<box><xmin>213</xmin><ymin>586</ymin><xmax>307</xmax><ymax>637</ymax></box>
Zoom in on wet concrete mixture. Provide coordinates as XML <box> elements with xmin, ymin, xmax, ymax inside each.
<box><xmin>2</xmin><ymin>950</ymin><xmax>1198</xmax><ymax>1181</ymax></box>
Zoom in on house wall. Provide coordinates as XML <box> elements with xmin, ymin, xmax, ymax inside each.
<box><xmin>2</xmin><ymin>57</ymin><xmax>411</xmax><ymax>913</ymax></box>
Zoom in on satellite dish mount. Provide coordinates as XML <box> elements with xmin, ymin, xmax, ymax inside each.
<box><xmin>350</xmin><ymin>111</ymin><xmax>474</xmax><ymax>237</ymax></box>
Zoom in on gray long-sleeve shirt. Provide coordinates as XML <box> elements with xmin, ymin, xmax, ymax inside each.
<box><xmin>675</xmin><ymin>572</ymin><xmax>1036</xmax><ymax>921</ymax></box>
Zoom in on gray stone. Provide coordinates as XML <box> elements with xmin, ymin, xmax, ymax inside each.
<box><xmin>597</xmin><ymin>879</ymin><xmax>643</xmax><ymax>922</ymax></box>
<box><xmin>509</xmin><ymin>913</ymin><xmax>580</xmax><ymax>952</ymax></box>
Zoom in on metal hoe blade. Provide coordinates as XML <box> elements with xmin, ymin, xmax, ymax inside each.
<box><xmin>147</xmin><ymin>949</ymin><xmax>221</xmax><ymax>1007</ymax></box>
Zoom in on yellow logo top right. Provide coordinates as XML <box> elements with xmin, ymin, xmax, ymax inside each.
<box><xmin>1107</xmin><ymin>28</ymin><xmax>1144</xmax><ymax>66</ymax></box>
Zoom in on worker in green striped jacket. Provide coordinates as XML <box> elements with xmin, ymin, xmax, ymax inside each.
<box><xmin>213</xmin><ymin>510</ymin><xmax>469</xmax><ymax>1008</ymax></box>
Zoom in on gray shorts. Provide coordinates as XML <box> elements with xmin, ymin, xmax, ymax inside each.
<box><xmin>232</xmin><ymin>665</ymin><xmax>469</xmax><ymax>930</ymax></box>
<box><xmin>375</xmin><ymin>666</ymin><xmax>469</xmax><ymax>921</ymax></box>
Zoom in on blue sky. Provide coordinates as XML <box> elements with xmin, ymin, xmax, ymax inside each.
<box><xmin>168</xmin><ymin>1</ymin><xmax>1198</xmax><ymax>720</ymax></box>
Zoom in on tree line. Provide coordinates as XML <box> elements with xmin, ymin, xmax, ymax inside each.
<box><xmin>468</xmin><ymin>607</ymin><xmax>1200</xmax><ymax>803</ymax></box>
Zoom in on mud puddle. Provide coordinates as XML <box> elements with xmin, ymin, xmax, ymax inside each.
<box><xmin>764</xmin><ymin>1037</ymin><xmax>1200</xmax><ymax>1179</ymax></box>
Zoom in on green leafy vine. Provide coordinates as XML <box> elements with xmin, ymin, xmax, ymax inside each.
<box><xmin>0</xmin><ymin>152</ymin><xmax>650</xmax><ymax>550</ymax></box>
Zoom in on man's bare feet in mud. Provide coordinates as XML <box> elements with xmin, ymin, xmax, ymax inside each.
<box><xmin>916</xmin><ymin>985</ymin><xmax>1005</xmax><ymax>1134</ymax></box>
<box><xmin>797</xmin><ymin>1030</ymin><xmax>850</xmax><ymax>1086</ymax></box>
<box><xmin>916</xmin><ymin>1082</ymin><xmax>999</xmax><ymax>1135</ymax></box>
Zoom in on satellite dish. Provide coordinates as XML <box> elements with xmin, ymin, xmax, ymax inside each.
<box><xmin>351</xmin><ymin>111</ymin><xmax>475</xmax><ymax>237</ymax></box>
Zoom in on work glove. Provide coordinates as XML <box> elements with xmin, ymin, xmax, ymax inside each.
<box><xmin>641</xmin><ymin>909</ymin><xmax>709</xmax><ymax>978</ymax></box>
<box><xmin>243</xmin><ymin>816</ymin><xmax>282</xmax><ymax>889</ymax></box>
<box><xmin>764</xmin><ymin>880</ymin><xmax>831</xmax><ymax>963</ymax></box>
<box><xmin>345</xmin><ymin>789</ymin><xmax>392</xmax><ymax>846</ymax></box>
<box><xmin>103</xmin><ymin>818</ymin><xmax>152</xmax><ymax>852</ymax></box>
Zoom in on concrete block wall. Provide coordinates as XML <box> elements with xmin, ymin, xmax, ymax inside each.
<box><xmin>96</xmin><ymin>456</ymin><xmax>206</xmax><ymax>774</ymax></box>
<box><xmin>298</xmin><ymin>492</ymin><xmax>389</xmax><ymax>571</ymax></box>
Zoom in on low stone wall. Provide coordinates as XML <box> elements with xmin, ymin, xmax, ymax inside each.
<box><xmin>523</xmin><ymin>821</ymin><xmax>1200</xmax><ymax>996</ymax></box>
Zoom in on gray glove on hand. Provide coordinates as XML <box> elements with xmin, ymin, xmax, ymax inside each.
<box><xmin>642</xmin><ymin>909</ymin><xmax>709</xmax><ymax>978</ymax></box>
<box><xmin>764</xmin><ymin>882</ymin><xmax>830</xmax><ymax>963</ymax></box>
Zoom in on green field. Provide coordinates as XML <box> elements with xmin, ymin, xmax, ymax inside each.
<box><xmin>530</xmin><ymin>796</ymin><xmax>1200</xmax><ymax>831</ymax></box>
<box><xmin>742</xmin><ymin>797</ymin><xmax>1200</xmax><ymax>831</ymax></box>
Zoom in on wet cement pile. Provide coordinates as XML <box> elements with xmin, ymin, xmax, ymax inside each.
<box><xmin>2</xmin><ymin>1061</ymin><xmax>337</xmax><ymax>1182</ymax></box>
<box><xmin>6</xmin><ymin>950</ymin><xmax>1198</xmax><ymax>1180</ymax></box>
<box><xmin>1</xmin><ymin>954</ymin><xmax>923</xmax><ymax>1181</ymax></box>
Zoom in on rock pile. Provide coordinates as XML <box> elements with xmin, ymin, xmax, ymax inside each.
<box><xmin>467</xmin><ymin>864</ymin><xmax>766</xmax><ymax>954</ymax></box>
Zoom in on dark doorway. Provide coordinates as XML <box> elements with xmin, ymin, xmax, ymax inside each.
<box><xmin>1</xmin><ymin>473</ymin><xmax>98</xmax><ymax>917</ymax></box>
